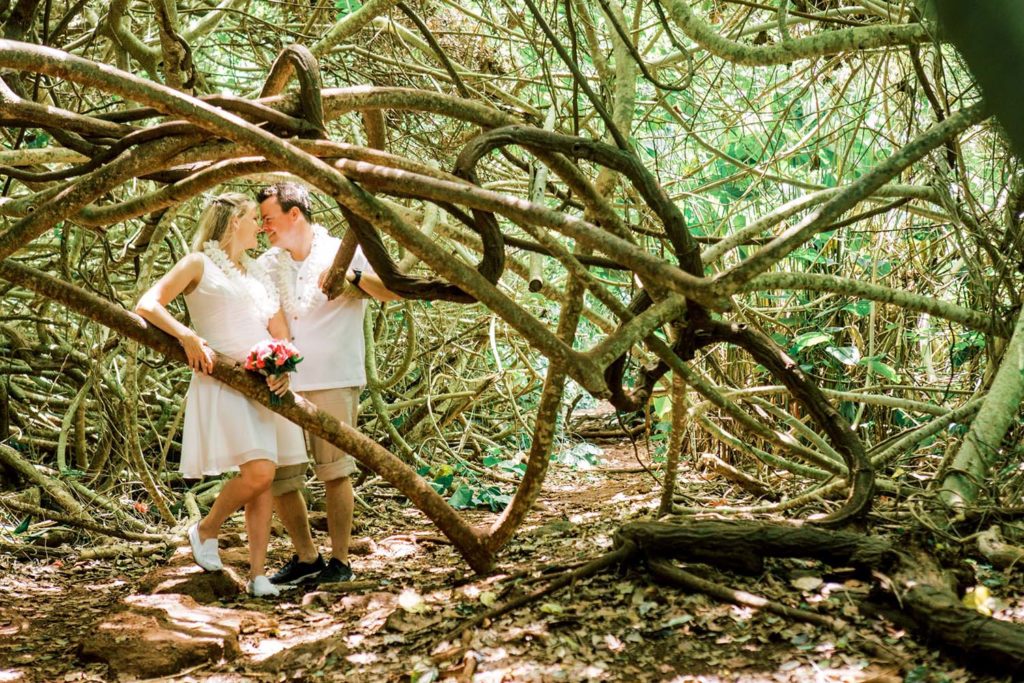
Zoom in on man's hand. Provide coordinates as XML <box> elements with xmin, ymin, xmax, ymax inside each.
<box><xmin>320</xmin><ymin>268</ymin><xmax>367</xmax><ymax>299</ymax></box>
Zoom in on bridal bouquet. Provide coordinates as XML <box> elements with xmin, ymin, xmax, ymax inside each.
<box><xmin>245</xmin><ymin>339</ymin><xmax>303</xmax><ymax>406</ymax></box>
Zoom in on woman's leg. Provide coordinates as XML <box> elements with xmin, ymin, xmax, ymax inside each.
<box><xmin>197</xmin><ymin>459</ymin><xmax>276</xmax><ymax>541</ymax></box>
<box><xmin>245</xmin><ymin>487</ymin><xmax>273</xmax><ymax>580</ymax></box>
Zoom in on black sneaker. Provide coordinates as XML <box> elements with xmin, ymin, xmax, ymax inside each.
<box><xmin>302</xmin><ymin>557</ymin><xmax>353</xmax><ymax>586</ymax></box>
<box><xmin>269</xmin><ymin>553</ymin><xmax>326</xmax><ymax>585</ymax></box>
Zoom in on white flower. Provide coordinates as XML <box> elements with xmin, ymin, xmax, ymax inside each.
<box><xmin>270</xmin><ymin>224</ymin><xmax>335</xmax><ymax>319</ymax></box>
<box><xmin>202</xmin><ymin>240</ymin><xmax>279</xmax><ymax>323</ymax></box>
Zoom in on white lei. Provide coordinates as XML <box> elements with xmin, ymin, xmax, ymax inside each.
<box><xmin>272</xmin><ymin>224</ymin><xmax>335</xmax><ymax>319</ymax></box>
<box><xmin>202</xmin><ymin>241</ymin><xmax>279</xmax><ymax>324</ymax></box>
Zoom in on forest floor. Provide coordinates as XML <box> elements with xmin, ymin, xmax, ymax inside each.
<box><xmin>0</xmin><ymin>441</ymin><xmax>1020</xmax><ymax>682</ymax></box>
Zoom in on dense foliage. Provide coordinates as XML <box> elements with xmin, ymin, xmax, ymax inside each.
<box><xmin>1</xmin><ymin>0</ymin><xmax>1021</xmax><ymax>545</ymax></box>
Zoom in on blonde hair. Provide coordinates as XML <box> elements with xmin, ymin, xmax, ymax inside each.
<box><xmin>190</xmin><ymin>193</ymin><xmax>257</xmax><ymax>252</ymax></box>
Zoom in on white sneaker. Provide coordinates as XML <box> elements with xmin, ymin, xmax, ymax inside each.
<box><xmin>247</xmin><ymin>575</ymin><xmax>281</xmax><ymax>597</ymax></box>
<box><xmin>188</xmin><ymin>523</ymin><xmax>223</xmax><ymax>571</ymax></box>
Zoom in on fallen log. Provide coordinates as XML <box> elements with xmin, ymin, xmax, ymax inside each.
<box><xmin>617</xmin><ymin>519</ymin><xmax>894</xmax><ymax>573</ymax></box>
<box><xmin>889</xmin><ymin>548</ymin><xmax>1024</xmax><ymax>672</ymax></box>
<box><xmin>616</xmin><ymin>520</ymin><xmax>1024</xmax><ymax>675</ymax></box>
<box><xmin>976</xmin><ymin>525</ymin><xmax>1024</xmax><ymax>570</ymax></box>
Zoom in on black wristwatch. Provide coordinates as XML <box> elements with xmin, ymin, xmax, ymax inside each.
<box><xmin>349</xmin><ymin>269</ymin><xmax>363</xmax><ymax>289</ymax></box>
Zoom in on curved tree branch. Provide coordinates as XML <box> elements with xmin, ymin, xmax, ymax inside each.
<box><xmin>660</xmin><ymin>0</ymin><xmax>933</xmax><ymax>66</ymax></box>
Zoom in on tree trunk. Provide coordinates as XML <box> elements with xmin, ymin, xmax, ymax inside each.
<box><xmin>941</xmin><ymin>304</ymin><xmax>1024</xmax><ymax>507</ymax></box>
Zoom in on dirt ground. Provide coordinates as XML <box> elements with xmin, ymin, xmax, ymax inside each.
<box><xmin>0</xmin><ymin>443</ymin><xmax>1019</xmax><ymax>682</ymax></box>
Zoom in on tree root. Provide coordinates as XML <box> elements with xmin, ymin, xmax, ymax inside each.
<box><xmin>0</xmin><ymin>443</ymin><xmax>96</xmax><ymax>522</ymax></box>
<box><xmin>645</xmin><ymin>556</ymin><xmax>844</xmax><ymax>630</ymax></box>
<box><xmin>698</xmin><ymin>452</ymin><xmax>775</xmax><ymax>498</ymax></box>
<box><xmin>443</xmin><ymin>519</ymin><xmax>1024</xmax><ymax>675</ymax></box>
<box><xmin>438</xmin><ymin>542</ymin><xmax>635</xmax><ymax>646</ymax></box>
<box><xmin>618</xmin><ymin>520</ymin><xmax>1024</xmax><ymax>674</ymax></box>
<box><xmin>0</xmin><ymin>496</ymin><xmax>170</xmax><ymax>543</ymax></box>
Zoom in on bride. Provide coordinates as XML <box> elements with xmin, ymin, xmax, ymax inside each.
<box><xmin>135</xmin><ymin>193</ymin><xmax>307</xmax><ymax>597</ymax></box>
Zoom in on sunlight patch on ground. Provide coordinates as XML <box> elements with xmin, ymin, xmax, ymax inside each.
<box><xmin>130</xmin><ymin>594</ymin><xmax>222</xmax><ymax>629</ymax></box>
<box><xmin>246</xmin><ymin>623</ymin><xmax>345</xmax><ymax>661</ymax></box>
<box><xmin>83</xmin><ymin>580</ymin><xmax>127</xmax><ymax>591</ymax></box>
<box><xmin>346</xmin><ymin>651</ymin><xmax>379</xmax><ymax>665</ymax></box>
<box><xmin>568</xmin><ymin>512</ymin><xmax>601</xmax><ymax>524</ymax></box>
<box><xmin>376</xmin><ymin>537</ymin><xmax>420</xmax><ymax>559</ymax></box>
<box><xmin>0</xmin><ymin>579</ymin><xmax>63</xmax><ymax>595</ymax></box>
<box><xmin>472</xmin><ymin>660</ymin><xmax>611</xmax><ymax>681</ymax></box>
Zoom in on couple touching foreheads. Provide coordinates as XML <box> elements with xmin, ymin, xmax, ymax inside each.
<box><xmin>136</xmin><ymin>182</ymin><xmax>399</xmax><ymax>597</ymax></box>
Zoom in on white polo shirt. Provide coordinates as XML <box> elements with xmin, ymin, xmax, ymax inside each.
<box><xmin>258</xmin><ymin>226</ymin><xmax>371</xmax><ymax>392</ymax></box>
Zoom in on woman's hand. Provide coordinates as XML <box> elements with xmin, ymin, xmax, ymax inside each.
<box><xmin>267</xmin><ymin>373</ymin><xmax>290</xmax><ymax>397</ymax></box>
<box><xmin>181</xmin><ymin>332</ymin><xmax>215</xmax><ymax>374</ymax></box>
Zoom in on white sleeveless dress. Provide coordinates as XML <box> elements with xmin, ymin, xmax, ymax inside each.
<box><xmin>178</xmin><ymin>253</ymin><xmax>307</xmax><ymax>478</ymax></box>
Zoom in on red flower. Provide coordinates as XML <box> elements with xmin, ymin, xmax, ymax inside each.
<box><xmin>246</xmin><ymin>339</ymin><xmax>302</xmax><ymax>384</ymax></box>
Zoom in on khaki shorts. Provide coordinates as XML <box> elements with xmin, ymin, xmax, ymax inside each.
<box><xmin>270</xmin><ymin>387</ymin><xmax>360</xmax><ymax>496</ymax></box>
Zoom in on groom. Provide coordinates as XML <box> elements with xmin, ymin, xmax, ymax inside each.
<box><xmin>257</xmin><ymin>182</ymin><xmax>399</xmax><ymax>585</ymax></box>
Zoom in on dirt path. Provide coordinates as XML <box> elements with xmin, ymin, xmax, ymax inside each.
<box><xmin>0</xmin><ymin>443</ymin><xmax>1016</xmax><ymax>682</ymax></box>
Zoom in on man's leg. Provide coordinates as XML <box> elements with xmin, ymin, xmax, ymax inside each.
<box><xmin>324</xmin><ymin>476</ymin><xmax>353</xmax><ymax>563</ymax></box>
<box><xmin>304</xmin><ymin>387</ymin><xmax>360</xmax><ymax>568</ymax></box>
<box><xmin>273</xmin><ymin>486</ymin><xmax>318</xmax><ymax>563</ymax></box>
<box><xmin>269</xmin><ymin>462</ymin><xmax>327</xmax><ymax>584</ymax></box>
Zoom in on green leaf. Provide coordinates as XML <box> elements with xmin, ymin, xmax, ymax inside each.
<box><xmin>905</xmin><ymin>666</ymin><xmax>930</xmax><ymax>683</ymax></box>
<box><xmin>825</xmin><ymin>345</ymin><xmax>860</xmax><ymax>365</ymax></box>
<box><xmin>431</xmin><ymin>472</ymin><xmax>453</xmax><ymax>493</ymax></box>
<box><xmin>789</xmin><ymin>248</ymin><xmax>834</xmax><ymax>266</ymax></box>
<box><xmin>859</xmin><ymin>358</ymin><xmax>900</xmax><ymax>382</ymax></box>
<box><xmin>479</xmin><ymin>488</ymin><xmax>512</xmax><ymax>512</ymax></box>
<box><xmin>335</xmin><ymin>0</ymin><xmax>362</xmax><ymax>18</ymax></box>
<box><xmin>856</xmin><ymin>255</ymin><xmax>892</xmax><ymax>276</ymax></box>
<box><xmin>791</xmin><ymin>331</ymin><xmax>833</xmax><ymax>353</ymax></box>
<box><xmin>841</xmin><ymin>300</ymin><xmax>872</xmax><ymax>317</ymax></box>
<box><xmin>448</xmin><ymin>485</ymin><xmax>474</xmax><ymax>509</ymax></box>
<box><xmin>653</xmin><ymin>395</ymin><xmax>672</xmax><ymax>420</ymax></box>
<box><xmin>554</xmin><ymin>442</ymin><xmax>602</xmax><ymax>469</ymax></box>
<box><xmin>410</xmin><ymin>663</ymin><xmax>439</xmax><ymax>683</ymax></box>
<box><xmin>13</xmin><ymin>516</ymin><xmax>30</xmax><ymax>535</ymax></box>
<box><xmin>26</xmin><ymin>131</ymin><xmax>50</xmax><ymax>149</ymax></box>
